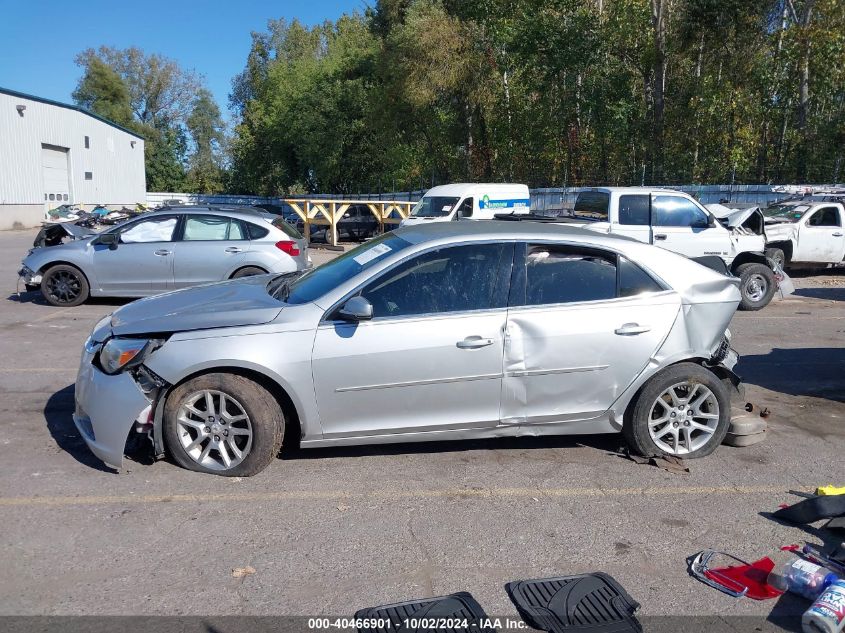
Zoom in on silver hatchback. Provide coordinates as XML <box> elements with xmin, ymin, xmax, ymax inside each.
<box><xmin>74</xmin><ymin>221</ymin><xmax>741</xmax><ymax>476</ymax></box>
<box><xmin>19</xmin><ymin>206</ymin><xmax>310</xmax><ymax>306</ymax></box>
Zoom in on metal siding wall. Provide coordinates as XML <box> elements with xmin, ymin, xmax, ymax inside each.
<box><xmin>0</xmin><ymin>92</ymin><xmax>145</xmax><ymax>207</ymax></box>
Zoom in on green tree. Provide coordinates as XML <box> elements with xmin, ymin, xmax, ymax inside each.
<box><xmin>72</xmin><ymin>57</ymin><xmax>134</xmax><ymax>126</ymax></box>
<box><xmin>186</xmin><ymin>88</ymin><xmax>226</xmax><ymax>193</ymax></box>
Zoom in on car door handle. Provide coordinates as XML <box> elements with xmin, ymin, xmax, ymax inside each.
<box><xmin>456</xmin><ymin>336</ymin><xmax>494</xmax><ymax>349</ymax></box>
<box><xmin>615</xmin><ymin>323</ymin><xmax>651</xmax><ymax>336</ymax></box>
<box><xmin>654</xmin><ymin>234</ymin><xmax>667</xmax><ymax>241</ymax></box>
<box><xmin>832</xmin><ymin>232</ymin><xmax>843</xmax><ymax>237</ymax></box>
<box><xmin>154</xmin><ymin>249</ymin><xmax>172</xmax><ymax>256</ymax></box>
<box><xmin>225</xmin><ymin>246</ymin><xmax>243</xmax><ymax>253</ymax></box>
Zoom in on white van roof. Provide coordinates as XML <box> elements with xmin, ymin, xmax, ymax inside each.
<box><xmin>423</xmin><ymin>183</ymin><xmax>529</xmax><ymax>197</ymax></box>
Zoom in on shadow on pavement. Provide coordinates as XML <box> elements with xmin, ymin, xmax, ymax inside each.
<box><xmin>282</xmin><ymin>432</ymin><xmax>623</xmax><ymax>460</ymax></box>
<box><xmin>44</xmin><ymin>384</ymin><xmax>116</xmax><ymax>473</ymax></box>
<box><xmin>737</xmin><ymin>347</ymin><xmax>845</xmax><ymax>403</ymax></box>
<box><xmin>793</xmin><ymin>286</ymin><xmax>845</xmax><ymax>302</ymax></box>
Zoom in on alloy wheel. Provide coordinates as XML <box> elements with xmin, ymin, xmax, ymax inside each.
<box><xmin>175</xmin><ymin>390</ymin><xmax>253</xmax><ymax>471</ymax></box>
<box><xmin>46</xmin><ymin>270</ymin><xmax>82</xmax><ymax>304</ymax></box>
<box><xmin>647</xmin><ymin>381</ymin><xmax>720</xmax><ymax>455</ymax></box>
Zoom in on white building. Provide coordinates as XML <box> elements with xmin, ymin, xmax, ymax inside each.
<box><xmin>0</xmin><ymin>87</ymin><xmax>146</xmax><ymax>230</ymax></box>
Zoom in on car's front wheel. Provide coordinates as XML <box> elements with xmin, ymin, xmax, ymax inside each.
<box><xmin>736</xmin><ymin>262</ymin><xmax>776</xmax><ymax>311</ymax></box>
<box><xmin>164</xmin><ymin>373</ymin><xmax>284</xmax><ymax>476</ymax></box>
<box><xmin>624</xmin><ymin>363</ymin><xmax>730</xmax><ymax>459</ymax></box>
<box><xmin>40</xmin><ymin>264</ymin><xmax>89</xmax><ymax>307</ymax></box>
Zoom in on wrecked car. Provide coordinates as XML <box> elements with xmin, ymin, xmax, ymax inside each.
<box><xmin>32</xmin><ymin>222</ymin><xmax>97</xmax><ymax>248</ymax></box>
<box><xmin>761</xmin><ymin>200</ymin><xmax>845</xmax><ymax>268</ymax></box>
<box><xmin>19</xmin><ymin>206</ymin><xmax>310</xmax><ymax>307</ymax></box>
<box><xmin>75</xmin><ymin>221</ymin><xmax>742</xmax><ymax>476</ymax></box>
<box><xmin>557</xmin><ymin>188</ymin><xmax>777</xmax><ymax>311</ymax></box>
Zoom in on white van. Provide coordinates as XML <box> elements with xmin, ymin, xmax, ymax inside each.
<box><xmin>400</xmin><ymin>183</ymin><xmax>530</xmax><ymax>226</ymax></box>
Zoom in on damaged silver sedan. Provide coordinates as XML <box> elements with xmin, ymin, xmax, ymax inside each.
<box><xmin>75</xmin><ymin>221</ymin><xmax>742</xmax><ymax>476</ymax></box>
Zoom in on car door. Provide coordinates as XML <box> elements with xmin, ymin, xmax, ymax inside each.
<box><xmin>171</xmin><ymin>215</ymin><xmax>248</xmax><ymax>288</ymax></box>
<box><xmin>311</xmin><ymin>242</ymin><xmax>514</xmax><ymax>439</ymax></box>
<box><xmin>612</xmin><ymin>193</ymin><xmax>653</xmax><ymax>244</ymax></box>
<box><xmin>796</xmin><ymin>206</ymin><xmax>845</xmax><ymax>263</ymax></box>
<box><xmin>500</xmin><ymin>243</ymin><xmax>681</xmax><ymax>425</ymax></box>
<box><xmin>650</xmin><ymin>194</ymin><xmax>729</xmax><ymax>259</ymax></box>
<box><xmin>91</xmin><ymin>215</ymin><xmax>178</xmax><ymax>295</ymax></box>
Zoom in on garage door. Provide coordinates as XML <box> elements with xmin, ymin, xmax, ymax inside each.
<box><xmin>41</xmin><ymin>144</ymin><xmax>71</xmax><ymax>206</ymax></box>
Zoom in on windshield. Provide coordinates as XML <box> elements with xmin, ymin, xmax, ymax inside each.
<box><xmin>272</xmin><ymin>216</ymin><xmax>304</xmax><ymax>239</ymax></box>
<box><xmin>410</xmin><ymin>196</ymin><xmax>460</xmax><ymax>218</ymax></box>
<box><xmin>764</xmin><ymin>204</ymin><xmax>808</xmax><ymax>222</ymax></box>
<box><xmin>271</xmin><ymin>233</ymin><xmax>412</xmax><ymax>304</ymax></box>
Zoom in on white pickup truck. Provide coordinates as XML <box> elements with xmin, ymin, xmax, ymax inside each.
<box><xmin>558</xmin><ymin>187</ymin><xmax>778</xmax><ymax>310</ymax></box>
<box><xmin>762</xmin><ymin>200</ymin><xmax>845</xmax><ymax>269</ymax></box>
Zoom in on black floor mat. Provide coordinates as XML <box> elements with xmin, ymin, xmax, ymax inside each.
<box><xmin>505</xmin><ymin>573</ymin><xmax>641</xmax><ymax>633</ymax></box>
<box><xmin>355</xmin><ymin>592</ymin><xmax>497</xmax><ymax>632</ymax></box>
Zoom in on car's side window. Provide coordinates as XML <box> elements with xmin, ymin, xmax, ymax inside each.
<box><xmin>119</xmin><ymin>217</ymin><xmax>178</xmax><ymax>243</ymax></box>
<box><xmin>244</xmin><ymin>221</ymin><xmax>269</xmax><ymax>240</ymax></box>
<box><xmin>523</xmin><ymin>245</ymin><xmax>617</xmax><ymax>305</ymax></box>
<box><xmin>358</xmin><ymin>243</ymin><xmax>512</xmax><ymax>318</ymax></box>
<box><xmin>808</xmin><ymin>207</ymin><xmax>841</xmax><ymax>227</ymax></box>
<box><xmin>619</xmin><ymin>195</ymin><xmax>650</xmax><ymax>225</ymax></box>
<box><xmin>182</xmin><ymin>215</ymin><xmax>244</xmax><ymax>241</ymax></box>
<box><xmin>618</xmin><ymin>256</ymin><xmax>664</xmax><ymax>297</ymax></box>
<box><xmin>652</xmin><ymin>195</ymin><xmax>709</xmax><ymax>228</ymax></box>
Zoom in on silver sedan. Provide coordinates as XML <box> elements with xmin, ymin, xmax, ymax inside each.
<box><xmin>19</xmin><ymin>206</ymin><xmax>310</xmax><ymax>306</ymax></box>
<box><xmin>74</xmin><ymin>221</ymin><xmax>742</xmax><ymax>476</ymax></box>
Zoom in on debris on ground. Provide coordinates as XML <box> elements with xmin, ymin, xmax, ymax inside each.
<box><xmin>816</xmin><ymin>485</ymin><xmax>845</xmax><ymax>496</ymax></box>
<box><xmin>690</xmin><ymin>549</ymin><xmax>782</xmax><ymax>600</ymax></box>
<box><xmin>337</xmin><ymin>503</ymin><xmax>350</xmax><ymax>512</ymax></box>
<box><xmin>723</xmin><ymin>403</ymin><xmax>770</xmax><ymax>447</ymax></box>
<box><xmin>621</xmin><ymin>449</ymin><xmax>689</xmax><ymax>474</ymax></box>
<box><xmin>231</xmin><ymin>566</ymin><xmax>256</xmax><ymax>578</ymax></box>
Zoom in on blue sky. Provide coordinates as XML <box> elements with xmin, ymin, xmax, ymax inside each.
<box><xmin>0</xmin><ymin>0</ymin><xmax>363</xmax><ymax>120</ymax></box>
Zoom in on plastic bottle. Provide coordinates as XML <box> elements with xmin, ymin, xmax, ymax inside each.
<box><xmin>768</xmin><ymin>553</ymin><xmax>839</xmax><ymax>601</ymax></box>
<box><xmin>803</xmin><ymin>579</ymin><xmax>845</xmax><ymax>633</ymax></box>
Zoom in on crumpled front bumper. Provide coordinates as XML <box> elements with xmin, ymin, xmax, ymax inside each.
<box><xmin>73</xmin><ymin>343</ymin><xmax>151</xmax><ymax>469</ymax></box>
<box><xmin>18</xmin><ymin>264</ymin><xmax>41</xmax><ymax>287</ymax></box>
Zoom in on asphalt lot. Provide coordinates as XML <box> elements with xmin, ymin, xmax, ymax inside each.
<box><xmin>0</xmin><ymin>227</ymin><xmax>843</xmax><ymax>629</ymax></box>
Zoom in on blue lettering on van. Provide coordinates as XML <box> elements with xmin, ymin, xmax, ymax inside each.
<box><xmin>479</xmin><ymin>195</ymin><xmax>531</xmax><ymax>210</ymax></box>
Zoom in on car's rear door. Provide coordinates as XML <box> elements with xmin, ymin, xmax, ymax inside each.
<box><xmin>311</xmin><ymin>242</ymin><xmax>514</xmax><ymax>439</ymax></box>
<box><xmin>171</xmin><ymin>214</ymin><xmax>248</xmax><ymax>288</ymax></box>
<box><xmin>92</xmin><ymin>215</ymin><xmax>178</xmax><ymax>295</ymax></box>
<box><xmin>500</xmin><ymin>243</ymin><xmax>681</xmax><ymax>425</ymax></box>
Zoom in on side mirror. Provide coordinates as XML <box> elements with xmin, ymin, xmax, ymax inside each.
<box><xmin>98</xmin><ymin>232</ymin><xmax>119</xmax><ymax>250</ymax></box>
<box><xmin>338</xmin><ymin>296</ymin><xmax>373</xmax><ymax>321</ymax></box>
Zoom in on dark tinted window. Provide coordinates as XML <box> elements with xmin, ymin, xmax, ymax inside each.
<box><xmin>272</xmin><ymin>216</ymin><xmax>304</xmax><ymax>239</ymax></box>
<box><xmin>573</xmin><ymin>191</ymin><xmax>609</xmax><ymax>221</ymax></box>
<box><xmin>619</xmin><ymin>195</ymin><xmax>650</xmax><ymax>225</ymax></box>
<box><xmin>652</xmin><ymin>195</ymin><xmax>709</xmax><ymax>228</ymax></box>
<box><xmin>244</xmin><ymin>222</ymin><xmax>270</xmax><ymax>240</ymax></box>
<box><xmin>524</xmin><ymin>246</ymin><xmax>616</xmax><ymax>305</ymax></box>
<box><xmin>359</xmin><ymin>243</ymin><xmax>511</xmax><ymax>318</ymax></box>
<box><xmin>618</xmin><ymin>257</ymin><xmax>663</xmax><ymax>297</ymax></box>
<box><xmin>808</xmin><ymin>207</ymin><xmax>840</xmax><ymax>227</ymax></box>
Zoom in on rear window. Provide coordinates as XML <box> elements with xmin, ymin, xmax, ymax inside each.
<box><xmin>272</xmin><ymin>217</ymin><xmax>303</xmax><ymax>239</ymax></box>
<box><xmin>619</xmin><ymin>195</ymin><xmax>650</xmax><ymax>225</ymax></box>
<box><xmin>573</xmin><ymin>191</ymin><xmax>609</xmax><ymax>221</ymax></box>
<box><xmin>244</xmin><ymin>222</ymin><xmax>270</xmax><ymax>240</ymax></box>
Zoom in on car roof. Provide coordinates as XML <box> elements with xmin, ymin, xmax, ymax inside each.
<box><xmin>147</xmin><ymin>205</ymin><xmax>276</xmax><ymax>223</ymax></box>
<box><xmin>578</xmin><ymin>186</ymin><xmax>688</xmax><ymax>195</ymax></box>
<box><xmin>424</xmin><ymin>183</ymin><xmax>529</xmax><ymax>197</ymax></box>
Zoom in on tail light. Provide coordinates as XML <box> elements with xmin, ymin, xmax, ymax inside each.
<box><xmin>275</xmin><ymin>240</ymin><xmax>301</xmax><ymax>256</ymax></box>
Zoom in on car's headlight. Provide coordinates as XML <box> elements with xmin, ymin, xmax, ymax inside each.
<box><xmin>98</xmin><ymin>337</ymin><xmax>162</xmax><ymax>375</ymax></box>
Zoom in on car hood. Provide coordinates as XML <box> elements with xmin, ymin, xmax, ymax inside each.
<box><xmin>400</xmin><ymin>216</ymin><xmax>449</xmax><ymax>227</ymax></box>
<box><xmin>110</xmin><ymin>275</ymin><xmax>284</xmax><ymax>336</ymax></box>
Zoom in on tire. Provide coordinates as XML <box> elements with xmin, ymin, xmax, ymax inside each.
<box><xmin>736</xmin><ymin>262</ymin><xmax>776</xmax><ymax>311</ymax></box>
<box><xmin>765</xmin><ymin>247</ymin><xmax>786</xmax><ymax>269</ymax></box>
<box><xmin>623</xmin><ymin>363</ymin><xmax>730</xmax><ymax>459</ymax></box>
<box><xmin>40</xmin><ymin>264</ymin><xmax>89</xmax><ymax>307</ymax></box>
<box><xmin>231</xmin><ymin>266</ymin><xmax>267</xmax><ymax>279</ymax></box>
<box><xmin>164</xmin><ymin>373</ymin><xmax>284</xmax><ymax>476</ymax></box>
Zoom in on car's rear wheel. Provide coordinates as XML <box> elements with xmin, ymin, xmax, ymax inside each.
<box><xmin>40</xmin><ymin>264</ymin><xmax>89</xmax><ymax>307</ymax></box>
<box><xmin>231</xmin><ymin>266</ymin><xmax>267</xmax><ymax>279</ymax></box>
<box><xmin>624</xmin><ymin>363</ymin><xmax>730</xmax><ymax>459</ymax></box>
<box><xmin>164</xmin><ymin>373</ymin><xmax>284</xmax><ymax>476</ymax></box>
<box><xmin>736</xmin><ymin>263</ymin><xmax>776</xmax><ymax>311</ymax></box>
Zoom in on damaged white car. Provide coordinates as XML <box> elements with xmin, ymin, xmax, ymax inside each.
<box><xmin>75</xmin><ymin>222</ymin><xmax>742</xmax><ymax>476</ymax></box>
<box><xmin>761</xmin><ymin>200</ymin><xmax>845</xmax><ymax>269</ymax></box>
